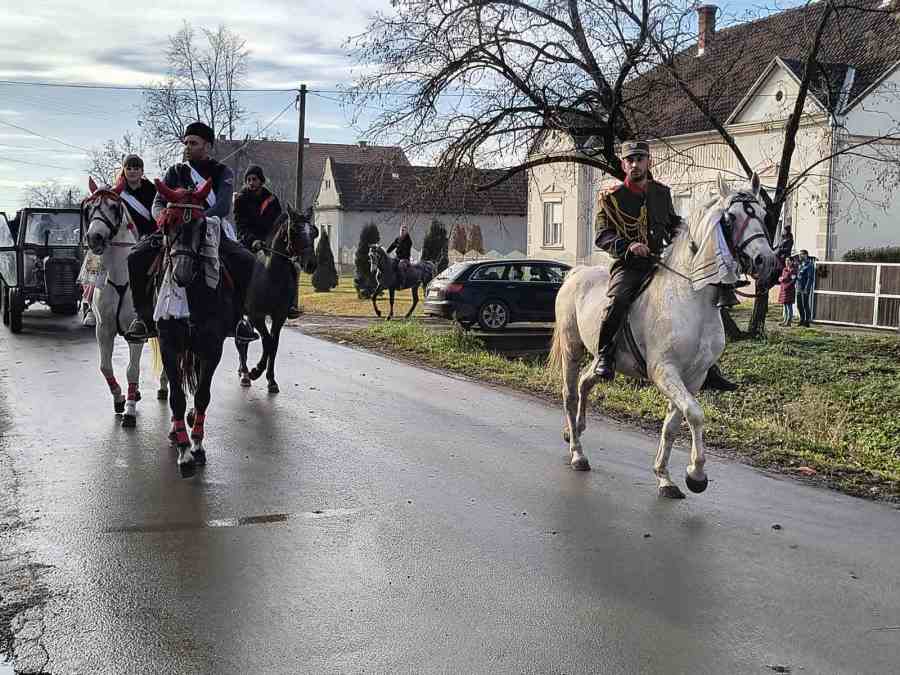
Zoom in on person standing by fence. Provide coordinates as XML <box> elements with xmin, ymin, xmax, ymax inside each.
<box><xmin>778</xmin><ymin>257</ymin><xmax>797</xmax><ymax>326</ymax></box>
<box><xmin>796</xmin><ymin>250</ymin><xmax>815</xmax><ymax>327</ymax></box>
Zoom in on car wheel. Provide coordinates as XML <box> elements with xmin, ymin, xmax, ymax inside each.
<box><xmin>1</xmin><ymin>282</ymin><xmax>9</xmax><ymax>326</ymax></box>
<box><xmin>477</xmin><ymin>300</ymin><xmax>509</xmax><ymax>331</ymax></box>
<box><xmin>9</xmin><ymin>288</ymin><xmax>23</xmax><ymax>333</ymax></box>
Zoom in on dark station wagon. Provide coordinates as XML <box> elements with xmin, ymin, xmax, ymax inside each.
<box><xmin>424</xmin><ymin>259</ymin><xmax>571</xmax><ymax>330</ymax></box>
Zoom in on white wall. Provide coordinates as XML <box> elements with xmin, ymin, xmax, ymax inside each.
<box><xmin>844</xmin><ymin>64</ymin><xmax>900</xmax><ymax>138</ymax></box>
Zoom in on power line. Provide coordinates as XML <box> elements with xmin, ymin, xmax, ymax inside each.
<box><xmin>217</xmin><ymin>98</ymin><xmax>298</xmax><ymax>163</ymax></box>
<box><xmin>0</xmin><ymin>80</ymin><xmax>297</xmax><ymax>93</ymax></box>
<box><xmin>0</xmin><ymin>119</ymin><xmax>92</xmax><ymax>153</ymax></box>
<box><xmin>0</xmin><ymin>155</ymin><xmax>79</xmax><ymax>171</ymax></box>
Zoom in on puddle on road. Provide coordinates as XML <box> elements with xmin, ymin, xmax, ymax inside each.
<box><xmin>105</xmin><ymin>508</ymin><xmax>362</xmax><ymax>534</ymax></box>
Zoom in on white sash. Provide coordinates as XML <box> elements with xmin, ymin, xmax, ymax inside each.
<box><xmin>120</xmin><ymin>191</ymin><xmax>151</xmax><ymax>222</ymax></box>
<box><xmin>187</xmin><ymin>162</ymin><xmax>236</xmax><ymax>240</ymax></box>
<box><xmin>188</xmin><ymin>162</ymin><xmax>216</xmax><ymax>208</ymax></box>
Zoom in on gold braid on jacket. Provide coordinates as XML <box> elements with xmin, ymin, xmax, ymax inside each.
<box><xmin>603</xmin><ymin>193</ymin><xmax>649</xmax><ymax>245</ymax></box>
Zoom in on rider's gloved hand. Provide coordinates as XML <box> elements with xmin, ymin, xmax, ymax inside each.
<box><xmin>628</xmin><ymin>242</ymin><xmax>651</xmax><ymax>257</ymax></box>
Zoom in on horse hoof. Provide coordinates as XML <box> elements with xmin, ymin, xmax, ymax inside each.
<box><xmin>178</xmin><ymin>460</ymin><xmax>196</xmax><ymax>479</ymax></box>
<box><xmin>114</xmin><ymin>400</ymin><xmax>125</xmax><ymax>414</ymax></box>
<box><xmin>192</xmin><ymin>448</ymin><xmax>207</xmax><ymax>466</ymax></box>
<box><xmin>186</xmin><ymin>410</ymin><xmax>195</xmax><ymax>427</ymax></box>
<box><xmin>570</xmin><ymin>456</ymin><xmax>591</xmax><ymax>471</ymax></box>
<box><xmin>685</xmin><ymin>474</ymin><xmax>709</xmax><ymax>494</ymax></box>
<box><xmin>240</xmin><ymin>375</ymin><xmax>251</xmax><ymax>388</ymax></box>
<box><xmin>157</xmin><ymin>389</ymin><xmax>168</xmax><ymax>401</ymax></box>
<box><xmin>562</xmin><ymin>429</ymin><xmax>571</xmax><ymax>443</ymax></box>
<box><xmin>121</xmin><ymin>414</ymin><xmax>136</xmax><ymax>428</ymax></box>
<box><xmin>267</xmin><ymin>382</ymin><xmax>279</xmax><ymax>394</ymax></box>
<box><xmin>134</xmin><ymin>390</ymin><xmax>142</xmax><ymax>402</ymax></box>
<box><xmin>658</xmin><ymin>484</ymin><xmax>686</xmax><ymax>499</ymax></box>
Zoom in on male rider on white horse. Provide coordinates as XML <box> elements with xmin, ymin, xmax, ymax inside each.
<box><xmin>124</xmin><ymin>121</ymin><xmax>258</xmax><ymax>344</ymax></box>
<box><xmin>593</xmin><ymin>140</ymin><xmax>738</xmax><ymax>390</ymax></box>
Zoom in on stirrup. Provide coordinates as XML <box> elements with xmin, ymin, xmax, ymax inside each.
<box><xmin>716</xmin><ymin>286</ymin><xmax>740</xmax><ymax>308</ymax></box>
<box><xmin>125</xmin><ymin>319</ymin><xmax>156</xmax><ymax>343</ymax></box>
<box><xmin>592</xmin><ymin>353</ymin><xmax>616</xmax><ymax>381</ymax></box>
<box><xmin>286</xmin><ymin>306</ymin><xmax>301</xmax><ymax>320</ymax></box>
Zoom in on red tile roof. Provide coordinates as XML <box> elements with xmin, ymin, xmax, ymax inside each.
<box><xmin>625</xmin><ymin>0</ymin><xmax>900</xmax><ymax>139</ymax></box>
<box><xmin>211</xmin><ymin>140</ymin><xmax>409</xmax><ymax>212</ymax></box>
<box><xmin>328</xmin><ymin>162</ymin><xmax>526</xmax><ymax>216</ymax></box>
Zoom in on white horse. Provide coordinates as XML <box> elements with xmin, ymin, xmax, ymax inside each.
<box><xmin>83</xmin><ymin>177</ymin><xmax>167</xmax><ymax>426</ymax></box>
<box><xmin>548</xmin><ymin>173</ymin><xmax>778</xmax><ymax>498</ymax></box>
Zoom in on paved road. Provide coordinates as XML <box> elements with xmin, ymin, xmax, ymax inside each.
<box><xmin>1</xmin><ymin>309</ymin><xmax>899</xmax><ymax>674</ymax></box>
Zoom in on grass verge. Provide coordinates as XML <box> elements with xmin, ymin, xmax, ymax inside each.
<box><xmin>327</xmin><ymin>320</ymin><xmax>900</xmax><ymax>501</ymax></box>
<box><xmin>298</xmin><ymin>274</ymin><xmax>424</xmax><ymax>317</ymax></box>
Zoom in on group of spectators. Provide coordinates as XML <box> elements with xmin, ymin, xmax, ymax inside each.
<box><xmin>775</xmin><ymin>225</ymin><xmax>816</xmax><ymax>327</ymax></box>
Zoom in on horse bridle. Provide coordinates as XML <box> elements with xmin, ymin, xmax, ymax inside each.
<box><xmin>719</xmin><ymin>192</ymin><xmax>768</xmax><ymax>258</ymax></box>
<box><xmin>256</xmin><ymin>215</ymin><xmax>313</xmax><ymax>264</ymax></box>
<box><xmin>160</xmin><ymin>202</ymin><xmax>206</xmax><ymax>270</ymax></box>
<box><xmin>82</xmin><ymin>190</ymin><xmax>127</xmax><ymax>242</ymax></box>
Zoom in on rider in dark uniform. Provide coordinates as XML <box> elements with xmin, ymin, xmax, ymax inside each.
<box><xmin>386</xmin><ymin>224</ymin><xmax>413</xmax><ymax>286</ymax></box>
<box><xmin>233</xmin><ymin>165</ymin><xmax>299</xmax><ymax>319</ymax></box>
<box><xmin>593</xmin><ymin>140</ymin><xmax>737</xmax><ymax>390</ymax></box>
<box><xmin>124</xmin><ymin>121</ymin><xmax>258</xmax><ymax>343</ymax></box>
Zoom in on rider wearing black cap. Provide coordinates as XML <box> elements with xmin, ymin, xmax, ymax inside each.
<box><xmin>233</xmin><ymin>164</ymin><xmax>300</xmax><ymax>319</ymax></box>
<box><xmin>593</xmin><ymin>140</ymin><xmax>737</xmax><ymax>390</ymax></box>
<box><xmin>124</xmin><ymin>121</ymin><xmax>258</xmax><ymax>343</ymax></box>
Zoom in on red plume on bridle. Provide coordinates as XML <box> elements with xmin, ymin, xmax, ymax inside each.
<box><xmin>88</xmin><ymin>176</ymin><xmax>99</xmax><ymax>194</ymax></box>
<box><xmin>154</xmin><ymin>178</ymin><xmax>212</xmax><ymax>232</ymax></box>
<box><xmin>112</xmin><ymin>174</ymin><xmax>126</xmax><ymax>194</ymax></box>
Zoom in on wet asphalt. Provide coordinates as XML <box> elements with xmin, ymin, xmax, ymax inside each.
<box><xmin>1</xmin><ymin>308</ymin><xmax>899</xmax><ymax>674</ymax></box>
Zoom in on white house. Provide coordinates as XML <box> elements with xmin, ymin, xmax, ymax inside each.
<box><xmin>527</xmin><ymin>1</ymin><xmax>900</xmax><ymax>267</ymax></box>
<box><xmin>315</xmin><ymin>159</ymin><xmax>527</xmax><ymax>270</ymax></box>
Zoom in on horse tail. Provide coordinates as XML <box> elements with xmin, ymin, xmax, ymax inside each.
<box><xmin>547</xmin><ymin>274</ymin><xmax>584</xmax><ymax>376</ymax></box>
<box><xmin>149</xmin><ymin>337</ymin><xmax>162</xmax><ymax>377</ymax></box>
<box><xmin>180</xmin><ymin>350</ymin><xmax>202</xmax><ymax>396</ymax></box>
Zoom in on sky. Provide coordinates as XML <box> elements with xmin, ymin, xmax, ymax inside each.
<box><xmin>0</xmin><ymin>0</ymin><xmax>391</xmax><ymax>213</ymax></box>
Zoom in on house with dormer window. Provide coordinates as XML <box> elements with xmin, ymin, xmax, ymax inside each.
<box><xmin>527</xmin><ymin>1</ymin><xmax>900</xmax><ymax>266</ymax></box>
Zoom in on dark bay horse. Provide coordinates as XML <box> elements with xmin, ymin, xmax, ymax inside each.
<box><xmin>151</xmin><ymin>178</ymin><xmax>234</xmax><ymax>478</ymax></box>
<box><xmin>368</xmin><ymin>245</ymin><xmax>436</xmax><ymax>319</ymax></box>
<box><xmin>237</xmin><ymin>205</ymin><xmax>317</xmax><ymax>392</ymax></box>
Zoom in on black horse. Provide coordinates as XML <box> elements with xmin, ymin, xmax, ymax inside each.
<box><xmin>152</xmin><ymin>178</ymin><xmax>233</xmax><ymax>478</ymax></box>
<box><xmin>237</xmin><ymin>205</ymin><xmax>318</xmax><ymax>392</ymax></box>
<box><xmin>368</xmin><ymin>244</ymin><xmax>436</xmax><ymax>319</ymax></box>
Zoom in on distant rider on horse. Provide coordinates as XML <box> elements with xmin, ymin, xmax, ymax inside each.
<box><xmin>386</xmin><ymin>224</ymin><xmax>413</xmax><ymax>287</ymax></box>
<box><xmin>124</xmin><ymin>121</ymin><xmax>258</xmax><ymax>343</ymax></box>
<box><xmin>593</xmin><ymin>140</ymin><xmax>737</xmax><ymax>390</ymax></box>
<box><xmin>233</xmin><ymin>164</ymin><xmax>299</xmax><ymax>320</ymax></box>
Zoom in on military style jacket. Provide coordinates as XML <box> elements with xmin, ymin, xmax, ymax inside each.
<box><xmin>234</xmin><ymin>186</ymin><xmax>282</xmax><ymax>248</ymax></box>
<box><xmin>594</xmin><ymin>180</ymin><xmax>681</xmax><ymax>267</ymax></box>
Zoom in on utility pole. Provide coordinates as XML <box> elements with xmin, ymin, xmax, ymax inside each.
<box><xmin>295</xmin><ymin>84</ymin><xmax>307</xmax><ymax>211</ymax></box>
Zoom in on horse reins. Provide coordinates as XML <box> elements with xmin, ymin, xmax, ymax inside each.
<box><xmin>654</xmin><ymin>193</ymin><xmax>770</xmax><ymax>298</ymax></box>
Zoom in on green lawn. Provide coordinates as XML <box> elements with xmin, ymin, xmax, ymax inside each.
<box><xmin>298</xmin><ymin>274</ymin><xmax>424</xmax><ymax>317</ymax></box>
<box><xmin>333</xmin><ymin>319</ymin><xmax>900</xmax><ymax>500</ymax></box>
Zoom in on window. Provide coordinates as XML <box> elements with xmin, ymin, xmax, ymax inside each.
<box><xmin>544</xmin><ymin>264</ymin><xmax>569</xmax><ymax>283</ymax></box>
<box><xmin>324</xmin><ymin>179</ymin><xmax>332</xmax><ymax>190</ymax></box>
<box><xmin>542</xmin><ymin>201</ymin><xmax>562</xmax><ymax>247</ymax></box>
<box><xmin>471</xmin><ymin>264</ymin><xmax>508</xmax><ymax>281</ymax></box>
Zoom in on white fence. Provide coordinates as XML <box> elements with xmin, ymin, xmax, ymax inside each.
<box><xmin>813</xmin><ymin>261</ymin><xmax>900</xmax><ymax>330</ymax></box>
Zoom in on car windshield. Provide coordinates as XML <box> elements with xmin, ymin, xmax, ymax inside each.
<box><xmin>24</xmin><ymin>212</ymin><xmax>81</xmax><ymax>246</ymax></box>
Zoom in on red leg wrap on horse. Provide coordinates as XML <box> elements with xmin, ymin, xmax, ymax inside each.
<box><xmin>127</xmin><ymin>383</ymin><xmax>139</xmax><ymax>401</ymax></box>
<box><xmin>105</xmin><ymin>375</ymin><xmax>121</xmax><ymax>395</ymax></box>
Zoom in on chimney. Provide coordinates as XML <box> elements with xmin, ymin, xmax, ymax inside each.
<box><xmin>697</xmin><ymin>5</ymin><xmax>717</xmax><ymax>57</ymax></box>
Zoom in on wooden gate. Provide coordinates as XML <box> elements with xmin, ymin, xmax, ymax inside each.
<box><xmin>813</xmin><ymin>261</ymin><xmax>900</xmax><ymax>330</ymax></box>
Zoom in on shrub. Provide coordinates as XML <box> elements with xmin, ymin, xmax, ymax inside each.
<box><xmin>311</xmin><ymin>229</ymin><xmax>339</xmax><ymax>291</ymax></box>
<box><xmin>842</xmin><ymin>246</ymin><xmax>900</xmax><ymax>263</ymax></box>
<box><xmin>353</xmin><ymin>223</ymin><xmax>381</xmax><ymax>298</ymax></box>
<box><xmin>466</xmin><ymin>223</ymin><xmax>485</xmax><ymax>254</ymax></box>
<box><xmin>449</xmin><ymin>223</ymin><xmax>468</xmax><ymax>253</ymax></box>
<box><xmin>422</xmin><ymin>219</ymin><xmax>449</xmax><ymax>273</ymax></box>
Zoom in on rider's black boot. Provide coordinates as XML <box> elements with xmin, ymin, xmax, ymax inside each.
<box><xmin>125</xmin><ymin>312</ymin><xmax>158</xmax><ymax>343</ymax></box>
<box><xmin>715</xmin><ymin>284</ymin><xmax>740</xmax><ymax>308</ymax></box>
<box><xmin>286</xmin><ymin>285</ymin><xmax>301</xmax><ymax>320</ymax></box>
<box><xmin>593</xmin><ymin>301</ymin><xmax>627</xmax><ymax>381</ymax></box>
<box><xmin>702</xmin><ymin>363</ymin><xmax>739</xmax><ymax>392</ymax></box>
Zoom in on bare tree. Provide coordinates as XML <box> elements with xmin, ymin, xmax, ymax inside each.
<box><xmin>141</xmin><ymin>23</ymin><xmax>249</xmax><ymax>164</ymax></box>
<box><xmin>347</xmin><ymin>0</ymin><xmax>664</xmax><ymax>182</ymax></box>
<box><xmin>22</xmin><ymin>182</ymin><xmax>85</xmax><ymax>208</ymax></box>
<box><xmin>89</xmin><ymin>131</ymin><xmax>142</xmax><ymax>185</ymax></box>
